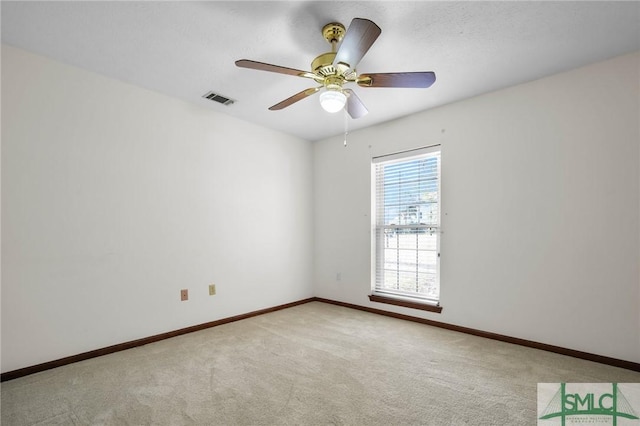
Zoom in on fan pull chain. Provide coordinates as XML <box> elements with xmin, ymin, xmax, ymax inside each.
<box><xmin>343</xmin><ymin>108</ymin><xmax>349</xmax><ymax>147</ymax></box>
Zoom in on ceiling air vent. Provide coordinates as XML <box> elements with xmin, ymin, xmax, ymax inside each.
<box><xmin>202</xmin><ymin>91</ymin><xmax>235</xmax><ymax>106</ymax></box>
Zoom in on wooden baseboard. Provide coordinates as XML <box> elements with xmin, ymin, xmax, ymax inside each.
<box><xmin>0</xmin><ymin>298</ymin><xmax>315</xmax><ymax>382</ymax></box>
<box><xmin>313</xmin><ymin>297</ymin><xmax>640</xmax><ymax>372</ymax></box>
<box><xmin>3</xmin><ymin>295</ymin><xmax>638</xmax><ymax>382</ymax></box>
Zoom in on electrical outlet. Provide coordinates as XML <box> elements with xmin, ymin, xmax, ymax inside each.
<box><xmin>209</xmin><ymin>284</ymin><xmax>216</xmax><ymax>296</ymax></box>
<box><xmin>181</xmin><ymin>289</ymin><xmax>188</xmax><ymax>301</ymax></box>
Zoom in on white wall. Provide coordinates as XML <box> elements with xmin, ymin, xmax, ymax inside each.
<box><xmin>1</xmin><ymin>45</ymin><xmax>314</xmax><ymax>373</ymax></box>
<box><xmin>314</xmin><ymin>52</ymin><xmax>640</xmax><ymax>363</ymax></box>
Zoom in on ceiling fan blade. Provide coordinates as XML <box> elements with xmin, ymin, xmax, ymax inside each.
<box><xmin>357</xmin><ymin>72</ymin><xmax>436</xmax><ymax>88</ymax></box>
<box><xmin>333</xmin><ymin>18</ymin><xmax>381</xmax><ymax>69</ymax></box>
<box><xmin>236</xmin><ymin>59</ymin><xmax>316</xmax><ymax>79</ymax></box>
<box><xmin>269</xmin><ymin>87</ymin><xmax>321</xmax><ymax>110</ymax></box>
<box><xmin>344</xmin><ymin>89</ymin><xmax>368</xmax><ymax>119</ymax></box>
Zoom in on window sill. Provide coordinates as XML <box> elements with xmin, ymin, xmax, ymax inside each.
<box><xmin>368</xmin><ymin>294</ymin><xmax>443</xmax><ymax>313</ymax></box>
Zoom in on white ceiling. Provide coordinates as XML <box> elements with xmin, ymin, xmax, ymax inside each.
<box><xmin>2</xmin><ymin>1</ymin><xmax>639</xmax><ymax>141</ymax></box>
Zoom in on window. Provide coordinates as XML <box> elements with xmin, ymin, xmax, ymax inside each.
<box><xmin>371</xmin><ymin>146</ymin><xmax>442</xmax><ymax>312</ymax></box>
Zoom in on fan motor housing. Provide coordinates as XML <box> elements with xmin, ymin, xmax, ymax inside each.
<box><xmin>311</xmin><ymin>52</ymin><xmax>337</xmax><ymax>76</ymax></box>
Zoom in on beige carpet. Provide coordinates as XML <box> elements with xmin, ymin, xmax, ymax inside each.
<box><xmin>2</xmin><ymin>301</ymin><xmax>639</xmax><ymax>425</ymax></box>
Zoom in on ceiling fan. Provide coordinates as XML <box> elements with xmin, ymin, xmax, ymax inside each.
<box><xmin>235</xmin><ymin>18</ymin><xmax>436</xmax><ymax>119</ymax></box>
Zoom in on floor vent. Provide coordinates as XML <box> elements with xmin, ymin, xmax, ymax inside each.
<box><xmin>202</xmin><ymin>91</ymin><xmax>235</xmax><ymax>106</ymax></box>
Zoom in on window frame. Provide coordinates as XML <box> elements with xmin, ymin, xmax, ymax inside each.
<box><xmin>370</xmin><ymin>145</ymin><xmax>442</xmax><ymax>313</ymax></box>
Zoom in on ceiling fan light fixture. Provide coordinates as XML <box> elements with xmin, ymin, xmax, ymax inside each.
<box><xmin>319</xmin><ymin>89</ymin><xmax>347</xmax><ymax>113</ymax></box>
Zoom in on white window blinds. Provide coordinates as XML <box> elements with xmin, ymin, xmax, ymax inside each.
<box><xmin>373</xmin><ymin>146</ymin><xmax>441</xmax><ymax>303</ymax></box>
